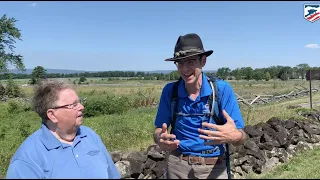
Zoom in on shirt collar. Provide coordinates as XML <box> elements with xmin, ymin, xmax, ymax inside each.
<box><xmin>39</xmin><ymin>123</ymin><xmax>87</xmax><ymax>151</ymax></box>
<box><xmin>178</xmin><ymin>72</ymin><xmax>213</xmax><ymax>98</ymax></box>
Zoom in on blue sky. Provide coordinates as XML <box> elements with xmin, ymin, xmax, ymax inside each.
<box><xmin>0</xmin><ymin>1</ymin><xmax>320</xmax><ymax>72</ymax></box>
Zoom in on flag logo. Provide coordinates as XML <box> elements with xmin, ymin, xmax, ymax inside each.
<box><xmin>304</xmin><ymin>4</ymin><xmax>320</xmax><ymax>23</ymax></box>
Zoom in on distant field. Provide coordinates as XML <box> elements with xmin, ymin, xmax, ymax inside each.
<box><xmin>0</xmin><ymin>77</ymin><xmax>170</xmax><ymax>85</ymax></box>
<box><xmin>2</xmin><ymin>77</ymin><xmax>319</xmax><ymax>98</ymax></box>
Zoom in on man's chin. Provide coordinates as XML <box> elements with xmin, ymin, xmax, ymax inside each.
<box><xmin>182</xmin><ymin>75</ymin><xmax>194</xmax><ymax>83</ymax></box>
<box><xmin>184</xmin><ymin>77</ymin><xmax>197</xmax><ymax>85</ymax></box>
<box><xmin>76</xmin><ymin>117</ymin><xmax>83</xmax><ymax>125</ymax></box>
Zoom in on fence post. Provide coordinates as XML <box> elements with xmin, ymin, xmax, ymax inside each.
<box><xmin>309</xmin><ymin>70</ymin><xmax>312</xmax><ymax>110</ymax></box>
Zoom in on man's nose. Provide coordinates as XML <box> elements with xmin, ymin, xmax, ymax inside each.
<box><xmin>78</xmin><ymin>103</ymin><xmax>84</xmax><ymax>111</ymax></box>
<box><xmin>182</xmin><ymin>64</ymin><xmax>191</xmax><ymax>71</ymax></box>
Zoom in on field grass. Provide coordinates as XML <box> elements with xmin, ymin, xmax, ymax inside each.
<box><xmin>240</xmin><ymin>93</ymin><xmax>320</xmax><ymax>125</ymax></box>
<box><xmin>246</xmin><ymin>146</ymin><xmax>320</xmax><ymax>179</ymax></box>
<box><xmin>3</xmin><ymin>77</ymin><xmax>319</xmax><ymax>98</ymax></box>
<box><xmin>229</xmin><ymin>79</ymin><xmax>320</xmax><ymax>99</ymax></box>
<box><xmin>0</xmin><ymin>78</ymin><xmax>320</xmax><ymax>178</ymax></box>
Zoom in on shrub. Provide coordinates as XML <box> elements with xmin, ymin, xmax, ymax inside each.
<box><xmin>5</xmin><ymin>79</ymin><xmax>24</xmax><ymax>98</ymax></box>
<box><xmin>265</xmin><ymin>72</ymin><xmax>271</xmax><ymax>81</ymax></box>
<box><xmin>131</xmin><ymin>87</ymin><xmax>157</xmax><ymax>108</ymax></box>
<box><xmin>83</xmin><ymin>95</ymin><xmax>131</xmax><ymax>117</ymax></box>
<box><xmin>7</xmin><ymin>99</ymin><xmax>32</xmax><ymax>114</ymax></box>
<box><xmin>273</xmin><ymin>81</ymin><xmax>277</xmax><ymax>89</ymax></box>
<box><xmin>0</xmin><ymin>84</ymin><xmax>5</xmax><ymax>98</ymax></box>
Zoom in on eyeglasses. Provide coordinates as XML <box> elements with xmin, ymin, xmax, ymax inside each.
<box><xmin>174</xmin><ymin>56</ymin><xmax>200</xmax><ymax>68</ymax></box>
<box><xmin>51</xmin><ymin>97</ymin><xmax>86</xmax><ymax>110</ymax></box>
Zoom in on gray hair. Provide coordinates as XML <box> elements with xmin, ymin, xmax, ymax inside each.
<box><xmin>32</xmin><ymin>80</ymin><xmax>73</xmax><ymax>122</ymax></box>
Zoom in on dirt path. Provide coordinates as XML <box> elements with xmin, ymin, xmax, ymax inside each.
<box><xmin>298</xmin><ymin>101</ymin><xmax>320</xmax><ymax>108</ymax></box>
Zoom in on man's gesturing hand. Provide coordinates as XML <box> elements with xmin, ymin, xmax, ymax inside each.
<box><xmin>157</xmin><ymin>123</ymin><xmax>180</xmax><ymax>151</ymax></box>
<box><xmin>198</xmin><ymin>110</ymin><xmax>243</xmax><ymax>145</ymax></box>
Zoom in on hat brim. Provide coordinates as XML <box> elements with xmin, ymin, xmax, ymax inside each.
<box><xmin>164</xmin><ymin>50</ymin><xmax>213</xmax><ymax>62</ymax></box>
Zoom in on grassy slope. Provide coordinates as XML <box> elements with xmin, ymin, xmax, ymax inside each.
<box><xmin>247</xmin><ymin>147</ymin><xmax>320</xmax><ymax>179</ymax></box>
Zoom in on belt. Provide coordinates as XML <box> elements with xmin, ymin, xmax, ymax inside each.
<box><xmin>170</xmin><ymin>150</ymin><xmax>223</xmax><ymax>165</ymax></box>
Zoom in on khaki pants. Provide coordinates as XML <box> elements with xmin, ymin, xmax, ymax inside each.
<box><xmin>165</xmin><ymin>151</ymin><xmax>228</xmax><ymax>179</ymax></box>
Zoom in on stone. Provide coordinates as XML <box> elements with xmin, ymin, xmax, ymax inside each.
<box><xmin>147</xmin><ymin>149</ymin><xmax>165</xmax><ymax>160</ymax></box>
<box><xmin>115</xmin><ymin>160</ymin><xmax>131</xmax><ymax>179</ymax></box>
<box><xmin>262</xmin><ymin>157</ymin><xmax>279</xmax><ymax>172</ymax></box>
<box><xmin>244</xmin><ymin>140</ymin><xmax>259</xmax><ymax>153</ymax></box>
<box><xmin>244</xmin><ymin>126</ymin><xmax>262</xmax><ymax>137</ymax></box>
<box><xmin>110</xmin><ymin>150</ymin><xmax>123</xmax><ymax>163</ymax></box>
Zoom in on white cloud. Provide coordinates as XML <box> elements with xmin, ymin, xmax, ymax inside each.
<box><xmin>305</xmin><ymin>44</ymin><xmax>320</xmax><ymax>49</ymax></box>
<box><xmin>28</xmin><ymin>2</ymin><xmax>37</xmax><ymax>7</ymax></box>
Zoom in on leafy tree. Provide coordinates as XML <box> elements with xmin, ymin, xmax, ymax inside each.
<box><xmin>168</xmin><ymin>70</ymin><xmax>180</xmax><ymax>80</ymax></box>
<box><xmin>266</xmin><ymin>66</ymin><xmax>282</xmax><ymax>79</ymax></box>
<box><xmin>233</xmin><ymin>68</ymin><xmax>242</xmax><ymax>80</ymax></box>
<box><xmin>5</xmin><ymin>78</ymin><xmax>23</xmax><ymax>98</ymax></box>
<box><xmin>278</xmin><ymin>66</ymin><xmax>292</xmax><ymax>80</ymax></box>
<box><xmin>0</xmin><ymin>14</ymin><xmax>25</xmax><ymax>73</ymax></box>
<box><xmin>265</xmin><ymin>72</ymin><xmax>271</xmax><ymax>81</ymax></box>
<box><xmin>296</xmin><ymin>63</ymin><xmax>310</xmax><ymax>80</ymax></box>
<box><xmin>29</xmin><ymin>66</ymin><xmax>46</xmax><ymax>85</ymax></box>
<box><xmin>79</xmin><ymin>76</ymin><xmax>86</xmax><ymax>83</ymax></box>
<box><xmin>290</xmin><ymin>67</ymin><xmax>299</xmax><ymax>79</ymax></box>
<box><xmin>216</xmin><ymin>67</ymin><xmax>231</xmax><ymax>80</ymax></box>
<box><xmin>280</xmin><ymin>73</ymin><xmax>289</xmax><ymax>81</ymax></box>
<box><xmin>253</xmin><ymin>69</ymin><xmax>264</xmax><ymax>81</ymax></box>
<box><xmin>241</xmin><ymin>67</ymin><xmax>253</xmax><ymax>80</ymax></box>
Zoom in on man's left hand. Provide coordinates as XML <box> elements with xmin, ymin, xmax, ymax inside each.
<box><xmin>198</xmin><ymin>110</ymin><xmax>243</xmax><ymax>145</ymax></box>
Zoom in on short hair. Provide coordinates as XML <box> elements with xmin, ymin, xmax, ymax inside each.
<box><xmin>32</xmin><ymin>80</ymin><xmax>73</xmax><ymax>122</ymax></box>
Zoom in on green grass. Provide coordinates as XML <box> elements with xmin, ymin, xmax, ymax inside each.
<box><xmin>0</xmin><ymin>110</ymin><xmax>41</xmax><ymax>178</ymax></box>
<box><xmin>240</xmin><ymin>93</ymin><xmax>320</xmax><ymax>125</ymax></box>
<box><xmin>83</xmin><ymin>107</ymin><xmax>157</xmax><ymax>152</ymax></box>
<box><xmin>246</xmin><ymin>147</ymin><xmax>320</xmax><ymax>179</ymax></box>
<box><xmin>229</xmin><ymin>79</ymin><xmax>320</xmax><ymax>99</ymax></box>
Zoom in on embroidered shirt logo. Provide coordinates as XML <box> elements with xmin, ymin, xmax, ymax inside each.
<box><xmin>87</xmin><ymin>150</ymin><xmax>100</xmax><ymax>156</ymax></box>
<box><xmin>202</xmin><ymin>104</ymin><xmax>210</xmax><ymax>114</ymax></box>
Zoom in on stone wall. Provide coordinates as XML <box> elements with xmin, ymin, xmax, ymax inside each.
<box><xmin>110</xmin><ymin>110</ymin><xmax>320</xmax><ymax>179</ymax></box>
<box><xmin>230</xmin><ymin>110</ymin><xmax>320</xmax><ymax>178</ymax></box>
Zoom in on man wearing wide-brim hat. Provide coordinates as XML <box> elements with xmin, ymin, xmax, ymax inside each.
<box><xmin>153</xmin><ymin>33</ymin><xmax>247</xmax><ymax>179</ymax></box>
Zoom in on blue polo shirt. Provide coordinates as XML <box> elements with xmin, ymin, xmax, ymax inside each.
<box><xmin>6</xmin><ymin>124</ymin><xmax>120</xmax><ymax>179</ymax></box>
<box><xmin>154</xmin><ymin>72</ymin><xmax>245</xmax><ymax>157</ymax></box>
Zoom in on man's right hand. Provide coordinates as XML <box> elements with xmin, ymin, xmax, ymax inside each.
<box><xmin>156</xmin><ymin>123</ymin><xmax>180</xmax><ymax>151</ymax></box>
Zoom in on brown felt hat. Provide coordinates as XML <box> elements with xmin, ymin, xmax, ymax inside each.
<box><xmin>165</xmin><ymin>33</ymin><xmax>213</xmax><ymax>62</ymax></box>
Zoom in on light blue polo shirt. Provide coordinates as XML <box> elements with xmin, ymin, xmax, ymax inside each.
<box><xmin>6</xmin><ymin>124</ymin><xmax>120</xmax><ymax>179</ymax></box>
<box><xmin>154</xmin><ymin>72</ymin><xmax>245</xmax><ymax>157</ymax></box>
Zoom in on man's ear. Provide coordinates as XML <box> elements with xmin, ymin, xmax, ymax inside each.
<box><xmin>201</xmin><ymin>55</ymin><xmax>207</xmax><ymax>67</ymax></box>
<box><xmin>47</xmin><ymin>109</ymin><xmax>58</xmax><ymax>123</ymax></box>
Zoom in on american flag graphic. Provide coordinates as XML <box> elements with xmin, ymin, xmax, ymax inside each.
<box><xmin>304</xmin><ymin>4</ymin><xmax>320</xmax><ymax>23</ymax></box>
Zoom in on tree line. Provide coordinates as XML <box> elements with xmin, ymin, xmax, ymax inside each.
<box><xmin>0</xmin><ymin>63</ymin><xmax>318</xmax><ymax>83</ymax></box>
<box><xmin>215</xmin><ymin>63</ymin><xmax>319</xmax><ymax>81</ymax></box>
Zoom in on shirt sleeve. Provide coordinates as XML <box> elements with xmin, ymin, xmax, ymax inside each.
<box><xmin>219</xmin><ymin>81</ymin><xmax>245</xmax><ymax>129</ymax></box>
<box><xmin>154</xmin><ymin>83</ymin><xmax>173</xmax><ymax>128</ymax></box>
<box><xmin>96</xmin><ymin>135</ymin><xmax>121</xmax><ymax>179</ymax></box>
<box><xmin>6</xmin><ymin>159</ymin><xmax>43</xmax><ymax>179</ymax></box>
